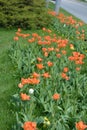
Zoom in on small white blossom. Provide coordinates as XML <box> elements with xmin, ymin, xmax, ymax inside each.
<box><xmin>63</xmin><ymin>24</ymin><xmax>66</xmax><ymax>27</ymax></box>
<box><xmin>29</xmin><ymin>88</ymin><xmax>34</xmax><ymax>94</ymax></box>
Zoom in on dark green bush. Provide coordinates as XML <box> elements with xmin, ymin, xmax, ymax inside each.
<box><xmin>0</xmin><ymin>0</ymin><xmax>51</xmax><ymax>29</ymax></box>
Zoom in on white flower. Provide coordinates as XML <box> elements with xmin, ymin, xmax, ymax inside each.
<box><xmin>29</xmin><ymin>88</ymin><xmax>34</xmax><ymax>94</ymax></box>
<box><xmin>63</xmin><ymin>24</ymin><xmax>66</xmax><ymax>27</ymax></box>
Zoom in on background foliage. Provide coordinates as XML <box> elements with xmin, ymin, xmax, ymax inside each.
<box><xmin>0</xmin><ymin>0</ymin><xmax>51</xmax><ymax>29</ymax></box>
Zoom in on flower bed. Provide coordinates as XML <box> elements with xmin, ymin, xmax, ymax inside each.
<box><xmin>10</xmin><ymin>12</ymin><xmax>87</xmax><ymax>130</ymax></box>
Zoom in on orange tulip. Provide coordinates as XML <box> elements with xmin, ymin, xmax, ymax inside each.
<box><xmin>47</xmin><ymin>61</ymin><xmax>53</xmax><ymax>67</ymax></box>
<box><xmin>32</xmin><ymin>72</ymin><xmax>40</xmax><ymax>78</ymax></box>
<box><xmin>63</xmin><ymin>67</ymin><xmax>69</xmax><ymax>73</ymax></box>
<box><xmin>20</xmin><ymin>93</ymin><xmax>30</xmax><ymax>101</ymax></box>
<box><xmin>23</xmin><ymin>121</ymin><xmax>37</xmax><ymax>130</ymax></box>
<box><xmin>18</xmin><ymin>28</ymin><xmax>21</xmax><ymax>32</ymax></box>
<box><xmin>44</xmin><ymin>52</ymin><xmax>48</xmax><ymax>57</ymax></box>
<box><xmin>14</xmin><ymin>36</ymin><xmax>19</xmax><ymax>41</ymax></box>
<box><xmin>76</xmin><ymin>121</ymin><xmax>87</xmax><ymax>130</ymax></box>
<box><xmin>42</xmin><ymin>27</ymin><xmax>46</xmax><ymax>31</ymax></box>
<box><xmin>56</xmin><ymin>54</ymin><xmax>61</xmax><ymax>58</ymax></box>
<box><xmin>61</xmin><ymin>50</ymin><xmax>67</xmax><ymax>55</ymax></box>
<box><xmin>37</xmin><ymin>57</ymin><xmax>43</xmax><ymax>62</ymax></box>
<box><xmin>61</xmin><ymin>72</ymin><xmax>69</xmax><ymax>80</ymax></box>
<box><xmin>18</xmin><ymin>83</ymin><xmax>23</xmax><ymax>88</ymax></box>
<box><xmin>21</xmin><ymin>77</ymin><xmax>40</xmax><ymax>85</ymax></box>
<box><xmin>76</xmin><ymin>67</ymin><xmax>81</xmax><ymax>71</ymax></box>
<box><xmin>36</xmin><ymin>64</ymin><xmax>44</xmax><ymax>70</ymax></box>
<box><xmin>52</xmin><ymin>93</ymin><xmax>60</xmax><ymax>100</ymax></box>
<box><xmin>42</xmin><ymin>72</ymin><xmax>51</xmax><ymax>78</ymax></box>
<box><xmin>42</xmin><ymin>48</ymin><xmax>47</xmax><ymax>52</ymax></box>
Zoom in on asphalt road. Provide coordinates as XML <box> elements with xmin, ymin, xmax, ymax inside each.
<box><xmin>52</xmin><ymin>0</ymin><xmax>87</xmax><ymax>23</ymax></box>
<box><xmin>61</xmin><ymin>0</ymin><xmax>87</xmax><ymax>23</ymax></box>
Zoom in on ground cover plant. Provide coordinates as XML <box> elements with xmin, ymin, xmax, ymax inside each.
<box><xmin>0</xmin><ymin>0</ymin><xmax>51</xmax><ymax>29</ymax></box>
<box><xmin>9</xmin><ymin>11</ymin><xmax>87</xmax><ymax>130</ymax></box>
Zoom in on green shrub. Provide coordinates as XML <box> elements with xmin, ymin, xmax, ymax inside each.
<box><xmin>0</xmin><ymin>0</ymin><xmax>51</xmax><ymax>29</ymax></box>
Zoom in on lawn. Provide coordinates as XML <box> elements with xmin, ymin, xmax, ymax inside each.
<box><xmin>0</xmin><ymin>5</ymin><xmax>87</xmax><ymax>130</ymax></box>
<box><xmin>0</xmin><ymin>29</ymin><xmax>18</xmax><ymax>130</ymax></box>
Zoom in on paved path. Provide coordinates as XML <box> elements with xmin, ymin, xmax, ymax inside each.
<box><xmin>52</xmin><ymin>0</ymin><xmax>87</xmax><ymax>23</ymax></box>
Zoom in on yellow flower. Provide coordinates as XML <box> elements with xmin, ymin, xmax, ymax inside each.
<box><xmin>44</xmin><ymin>117</ymin><xmax>48</xmax><ymax>121</ymax></box>
<box><xmin>43</xmin><ymin>117</ymin><xmax>50</xmax><ymax>127</ymax></box>
<box><xmin>70</xmin><ymin>46</ymin><xmax>75</xmax><ymax>50</ymax></box>
<box><xmin>70</xmin><ymin>44</ymin><xmax>75</xmax><ymax>50</ymax></box>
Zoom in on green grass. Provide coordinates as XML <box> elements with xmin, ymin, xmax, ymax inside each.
<box><xmin>0</xmin><ymin>29</ymin><xmax>18</xmax><ymax>130</ymax></box>
<box><xmin>78</xmin><ymin>0</ymin><xmax>87</xmax><ymax>2</ymax></box>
